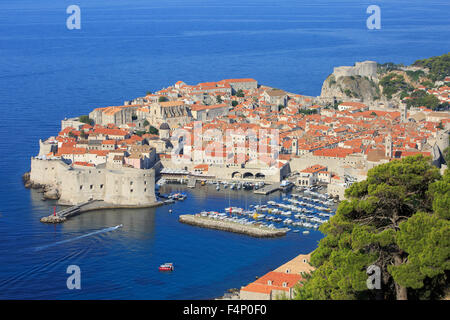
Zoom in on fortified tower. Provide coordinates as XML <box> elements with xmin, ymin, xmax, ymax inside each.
<box><xmin>292</xmin><ymin>138</ymin><xmax>298</xmax><ymax>156</ymax></box>
<box><xmin>400</xmin><ymin>104</ymin><xmax>408</xmax><ymax>123</ymax></box>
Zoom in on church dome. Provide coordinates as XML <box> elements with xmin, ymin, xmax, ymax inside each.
<box><xmin>159</xmin><ymin>123</ymin><xmax>170</xmax><ymax>130</ymax></box>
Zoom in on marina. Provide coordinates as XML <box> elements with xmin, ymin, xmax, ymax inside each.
<box><xmin>177</xmin><ymin>182</ymin><xmax>337</xmax><ymax>235</ymax></box>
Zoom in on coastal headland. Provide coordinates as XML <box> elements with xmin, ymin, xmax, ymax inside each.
<box><xmin>179</xmin><ymin>214</ymin><xmax>289</xmax><ymax>238</ymax></box>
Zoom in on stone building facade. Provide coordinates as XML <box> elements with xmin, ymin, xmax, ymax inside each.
<box><xmin>30</xmin><ymin>158</ymin><xmax>157</xmax><ymax>206</ymax></box>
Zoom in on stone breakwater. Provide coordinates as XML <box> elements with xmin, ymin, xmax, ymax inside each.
<box><xmin>40</xmin><ymin>216</ymin><xmax>67</xmax><ymax>223</ymax></box>
<box><xmin>39</xmin><ymin>200</ymin><xmax>163</xmax><ymax>224</ymax></box>
<box><xmin>179</xmin><ymin>214</ymin><xmax>289</xmax><ymax>238</ymax></box>
<box><xmin>23</xmin><ymin>171</ymin><xmax>60</xmax><ymax>200</ymax></box>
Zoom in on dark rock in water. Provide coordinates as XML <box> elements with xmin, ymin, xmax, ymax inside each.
<box><xmin>22</xmin><ymin>172</ymin><xmax>32</xmax><ymax>188</ymax></box>
<box><xmin>43</xmin><ymin>187</ymin><xmax>60</xmax><ymax>200</ymax></box>
<box><xmin>31</xmin><ymin>183</ymin><xmax>42</xmax><ymax>190</ymax></box>
<box><xmin>22</xmin><ymin>171</ymin><xmax>30</xmax><ymax>182</ymax></box>
<box><xmin>40</xmin><ymin>216</ymin><xmax>66</xmax><ymax>223</ymax></box>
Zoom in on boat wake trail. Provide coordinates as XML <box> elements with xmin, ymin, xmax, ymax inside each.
<box><xmin>34</xmin><ymin>224</ymin><xmax>123</xmax><ymax>252</ymax></box>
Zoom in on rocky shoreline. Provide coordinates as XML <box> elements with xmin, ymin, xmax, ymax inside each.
<box><xmin>22</xmin><ymin>172</ymin><xmax>60</xmax><ymax>200</ymax></box>
<box><xmin>179</xmin><ymin>214</ymin><xmax>289</xmax><ymax>238</ymax></box>
<box><xmin>40</xmin><ymin>215</ymin><xmax>67</xmax><ymax>223</ymax></box>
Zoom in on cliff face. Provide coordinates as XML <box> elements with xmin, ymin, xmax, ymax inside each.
<box><xmin>320</xmin><ymin>74</ymin><xmax>381</xmax><ymax>104</ymax></box>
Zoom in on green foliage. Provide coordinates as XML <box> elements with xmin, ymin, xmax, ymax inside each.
<box><xmin>389</xmin><ymin>212</ymin><xmax>450</xmax><ymax>289</ymax></box>
<box><xmin>380</xmin><ymin>73</ymin><xmax>412</xmax><ymax>99</ymax></box>
<box><xmin>298</xmin><ymin>109</ymin><xmax>318</xmax><ymax>115</ymax></box>
<box><xmin>377</xmin><ymin>62</ymin><xmax>403</xmax><ymax>74</ymax></box>
<box><xmin>158</xmin><ymin>96</ymin><xmax>169</xmax><ymax>102</ymax></box>
<box><xmin>295</xmin><ymin>155</ymin><xmax>449</xmax><ymax>300</ymax></box>
<box><xmin>414</xmin><ymin>53</ymin><xmax>450</xmax><ymax>81</ymax></box>
<box><xmin>231</xmin><ymin>100</ymin><xmax>239</xmax><ymax>107</ymax></box>
<box><xmin>328</xmin><ymin>75</ymin><xmax>337</xmax><ymax>87</ymax></box>
<box><xmin>80</xmin><ymin>131</ymin><xmax>89</xmax><ymax>139</ymax></box>
<box><xmin>216</xmin><ymin>95</ymin><xmax>223</xmax><ymax>103</ymax></box>
<box><xmin>143</xmin><ymin>120</ymin><xmax>149</xmax><ymax>127</ymax></box>
<box><xmin>421</xmin><ymin>80</ymin><xmax>434</xmax><ymax>88</ymax></box>
<box><xmin>405</xmin><ymin>90</ymin><xmax>440</xmax><ymax>110</ymax></box>
<box><xmin>236</xmin><ymin>89</ymin><xmax>245</xmax><ymax>97</ymax></box>
<box><xmin>135</xmin><ymin>130</ymin><xmax>146</xmax><ymax>137</ymax></box>
<box><xmin>78</xmin><ymin>115</ymin><xmax>94</xmax><ymax>125</ymax></box>
<box><xmin>406</xmin><ymin>70</ymin><xmax>425</xmax><ymax>82</ymax></box>
<box><xmin>149</xmin><ymin>125</ymin><xmax>159</xmax><ymax>135</ymax></box>
<box><xmin>429</xmin><ymin>169</ymin><xmax>450</xmax><ymax>220</ymax></box>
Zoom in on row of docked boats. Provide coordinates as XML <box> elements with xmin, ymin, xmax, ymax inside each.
<box><xmin>214</xmin><ymin>181</ymin><xmax>264</xmax><ymax>191</ymax></box>
<box><xmin>225</xmin><ymin>188</ymin><xmax>337</xmax><ymax>231</ymax></box>
<box><xmin>158</xmin><ymin>192</ymin><xmax>187</xmax><ymax>204</ymax></box>
<box><xmin>197</xmin><ymin>211</ymin><xmax>283</xmax><ymax>231</ymax></box>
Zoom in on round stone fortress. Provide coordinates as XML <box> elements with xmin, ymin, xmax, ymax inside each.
<box><xmin>333</xmin><ymin>61</ymin><xmax>378</xmax><ymax>80</ymax></box>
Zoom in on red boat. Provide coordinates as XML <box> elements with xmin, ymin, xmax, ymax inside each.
<box><xmin>159</xmin><ymin>263</ymin><xmax>174</xmax><ymax>271</ymax></box>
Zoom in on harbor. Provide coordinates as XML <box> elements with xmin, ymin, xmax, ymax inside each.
<box><xmin>173</xmin><ymin>181</ymin><xmax>337</xmax><ymax>236</ymax></box>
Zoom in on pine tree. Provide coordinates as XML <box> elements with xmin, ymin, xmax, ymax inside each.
<box><xmin>295</xmin><ymin>155</ymin><xmax>449</xmax><ymax>300</ymax></box>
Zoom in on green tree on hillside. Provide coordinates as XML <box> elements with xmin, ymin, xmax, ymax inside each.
<box><xmin>380</xmin><ymin>73</ymin><xmax>412</xmax><ymax>99</ymax></box>
<box><xmin>295</xmin><ymin>155</ymin><xmax>449</xmax><ymax>300</ymax></box>
<box><xmin>405</xmin><ymin>90</ymin><xmax>440</xmax><ymax>110</ymax></box>
<box><xmin>158</xmin><ymin>96</ymin><xmax>169</xmax><ymax>102</ymax></box>
<box><xmin>414</xmin><ymin>53</ymin><xmax>450</xmax><ymax>81</ymax></box>
<box><xmin>78</xmin><ymin>115</ymin><xmax>94</xmax><ymax>125</ymax></box>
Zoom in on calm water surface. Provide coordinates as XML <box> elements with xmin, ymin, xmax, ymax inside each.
<box><xmin>0</xmin><ymin>0</ymin><xmax>449</xmax><ymax>299</ymax></box>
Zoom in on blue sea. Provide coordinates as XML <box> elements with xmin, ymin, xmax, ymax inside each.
<box><xmin>0</xmin><ymin>0</ymin><xmax>449</xmax><ymax>299</ymax></box>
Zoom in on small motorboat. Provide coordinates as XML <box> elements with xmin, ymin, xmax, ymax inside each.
<box><xmin>159</xmin><ymin>263</ymin><xmax>174</xmax><ymax>271</ymax></box>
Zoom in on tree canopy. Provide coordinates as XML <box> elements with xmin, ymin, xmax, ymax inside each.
<box><xmin>295</xmin><ymin>155</ymin><xmax>449</xmax><ymax>300</ymax></box>
<box><xmin>405</xmin><ymin>90</ymin><xmax>441</xmax><ymax>110</ymax></box>
<box><xmin>414</xmin><ymin>53</ymin><xmax>450</xmax><ymax>81</ymax></box>
<box><xmin>149</xmin><ymin>125</ymin><xmax>159</xmax><ymax>135</ymax></box>
<box><xmin>78</xmin><ymin>115</ymin><xmax>94</xmax><ymax>126</ymax></box>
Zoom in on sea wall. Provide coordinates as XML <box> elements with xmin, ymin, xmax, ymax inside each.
<box><xmin>179</xmin><ymin>214</ymin><xmax>288</xmax><ymax>238</ymax></box>
<box><xmin>29</xmin><ymin>158</ymin><xmax>158</xmax><ymax>206</ymax></box>
<box><xmin>290</xmin><ymin>153</ymin><xmax>367</xmax><ymax>176</ymax></box>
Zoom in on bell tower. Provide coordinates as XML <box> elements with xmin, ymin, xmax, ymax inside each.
<box><xmin>385</xmin><ymin>135</ymin><xmax>393</xmax><ymax>158</ymax></box>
